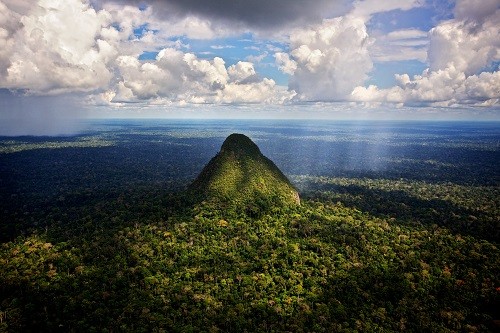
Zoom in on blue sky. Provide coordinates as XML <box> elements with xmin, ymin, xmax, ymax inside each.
<box><xmin>0</xmin><ymin>0</ymin><xmax>498</xmax><ymax>134</ymax></box>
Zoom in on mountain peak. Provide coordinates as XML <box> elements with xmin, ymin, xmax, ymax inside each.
<box><xmin>189</xmin><ymin>133</ymin><xmax>300</xmax><ymax>214</ymax></box>
<box><xmin>220</xmin><ymin>133</ymin><xmax>261</xmax><ymax>156</ymax></box>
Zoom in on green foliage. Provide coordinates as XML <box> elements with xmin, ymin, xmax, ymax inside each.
<box><xmin>1</xmin><ymin>191</ymin><xmax>499</xmax><ymax>332</ymax></box>
<box><xmin>1</xmin><ymin>123</ymin><xmax>499</xmax><ymax>332</ymax></box>
<box><xmin>189</xmin><ymin>134</ymin><xmax>300</xmax><ymax>213</ymax></box>
<box><xmin>293</xmin><ymin>175</ymin><xmax>500</xmax><ymax>242</ymax></box>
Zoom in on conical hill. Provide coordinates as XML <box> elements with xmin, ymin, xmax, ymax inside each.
<box><xmin>189</xmin><ymin>134</ymin><xmax>300</xmax><ymax>211</ymax></box>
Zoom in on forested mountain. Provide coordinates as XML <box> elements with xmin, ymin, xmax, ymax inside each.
<box><xmin>189</xmin><ymin>133</ymin><xmax>300</xmax><ymax>215</ymax></box>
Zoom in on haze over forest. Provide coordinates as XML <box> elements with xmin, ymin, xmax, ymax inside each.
<box><xmin>0</xmin><ymin>0</ymin><xmax>499</xmax><ymax>135</ymax></box>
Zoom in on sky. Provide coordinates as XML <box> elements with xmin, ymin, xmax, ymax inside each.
<box><xmin>0</xmin><ymin>0</ymin><xmax>499</xmax><ymax>134</ymax></box>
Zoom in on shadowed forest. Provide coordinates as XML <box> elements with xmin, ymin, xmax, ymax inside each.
<box><xmin>0</xmin><ymin>120</ymin><xmax>499</xmax><ymax>332</ymax></box>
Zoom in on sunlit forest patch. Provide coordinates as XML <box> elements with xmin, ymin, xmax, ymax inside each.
<box><xmin>0</xmin><ymin>136</ymin><xmax>115</xmax><ymax>154</ymax></box>
<box><xmin>293</xmin><ymin>176</ymin><xmax>499</xmax><ymax>213</ymax></box>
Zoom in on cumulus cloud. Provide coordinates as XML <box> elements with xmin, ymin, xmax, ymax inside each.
<box><xmin>352</xmin><ymin>66</ymin><xmax>499</xmax><ymax>105</ymax></box>
<box><xmin>0</xmin><ymin>0</ymin><xmax>118</xmax><ymax>94</ymax></box>
<box><xmin>0</xmin><ymin>0</ymin><xmax>230</xmax><ymax>96</ymax></box>
<box><xmin>1</xmin><ymin>0</ymin><xmax>497</xmax><ymax>112</ymax></box>
<box><xmin>273</xmin><ymin>1</ymin><xmax>428</xmax><ymax>102</ymax></box>
<box><xmin>351</xmin><ymin>0</ymin><xmax>500</xmax><ymax>107</ymax></box>
<box><xmin>274</xmin><ymin>53</ymin><xmax>297</xmax><ymax>75</ymax></box>
<box><xmin>428</xmin><ymin>9</ymin><xmax>500</xmax><ymax>75</ymax></box>
<box><xmin>0</xmin><ymin>0</ymin><xmax>146</xmax><ymax>94</ymax></box>
<box><xmin>0</xmin><ymin>2</ymin><xmax>19</xmax><ymax>77</ymax></box>
<box><xmin>94</xmin><ymin>48</ymin><xmax>294</xmax><ymax>105</ymax></box>
<box><xmin>276</xmin><ymin>15</ymin><xmax>372</xmax><ymax>101</ymax></box>
<box><xmin>227</xmin><ymin>61</ymin><xmax>257</xmax><ymax>83</ymax></box>
<box><xmin>0</xmin><ymin>0</ymin><xmax>294</xmax><ymax>106</ymax></box>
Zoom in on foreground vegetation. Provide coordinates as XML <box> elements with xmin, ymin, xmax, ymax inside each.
<box><xmin>1</xmin><ymin>182</ymin><xmax>499</xmax><ymax>332</ymax></box>
<box><xmin>1</xmin><ymin>121</ymin><xmax>499</xmax><ymax>331</ymax></box>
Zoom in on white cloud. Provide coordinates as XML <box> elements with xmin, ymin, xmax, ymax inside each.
<box><xmin>275</xmin><ymin>52</ymin><xmax>297</xmax><ymax>75</ymax></box>
<box><xmin>1</xmin><ymin>0</ymin><xmax>497</xmax><ymax>112</ymax></box>
<box><xmin>0</xmin><ymin>1</ymin><xmax>19</xmax><ymax>77</ymax></box>
<box><xmin>463</xmin><ymin>71</ymin><xmax>500</xmax><ymax>101</ymax></box>
<box><xmin>101</xmin><ymin>48</ymin><xmax>294</xmax><ymax>105</ymax></box>
<box><xmin>371</xmin><ymin>28</ymin><xmax>428</xmax><ymax>62</ymax></box>
<box><xmin>275</xmin><ymin>0</ymin><xmax>428</xmax><ymax>100</ymax></box>
<box><xmin>210</xmin><ymin>44</ymin><xmax>236</xmax><ymax>49</ymax></box>
<box><xmin>219</xmin><ymin>78</ymin><xmax>292</xmax><ymax>104</ymax></box>
<box><xmin>428</xmin><ymin>11</ymin><xmax>500</xmax><ymax>75</ymax></box>
<box><xmin>0</xmin><ymin>0</ymin><xmax>238</xmax><ymax>96</ymax></box>
<box><xmin>246</xmin><ymin>52</ymin><xmax>268</xmax><ymax>63</ymax></box>
<box><xmin>278</xmin><ymin>16</ymin><xmax>372</xmax><ymax>101</ymax></box>
<box><xmin>351</xmin><ymin>0</ymin><xmax>500</xmax><ymax>107</ymax></box>
<box><xmin>0</xmin><ymin>0</ymin><xmax>295</xmax><ymax>106</ymax></box>
<box><xmin>352</xmin><ymin>0</ymin><xmax>424</xmax><ymax>20</ymax></box>
<box><xmin>351</xmin><ymin>65</ymin><xmax>500</xmax><ymax>106</ymax></box>
<box><xmin>228</xmin><ymin>61</ymin><xmax>256</xmax><ymax>82</ymax></box>
<box><xmin>0</xmin><ymin>0</ymin><xmax>133</xmax><ymax>94</ymax></box>
<box><xmin>153</xmin><ymin>16</ymin><xmax>232</xmax><ymax>40</ymax></box>
<box><xmin>385</xmin><ymin>29</ymin><xmax>427</xmax><ymax>40</ymax></box>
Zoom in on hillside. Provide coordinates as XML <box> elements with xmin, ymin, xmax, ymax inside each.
<box><xmin>189</xmin><ymin>133</ymin><xmax>300</xmax><ymax>214</ymax></box>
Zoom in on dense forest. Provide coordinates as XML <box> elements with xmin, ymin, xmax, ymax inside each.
<box><xmin>0</xmin><ymin>120</ymin><xmax>499</xmax><ymax>332</ymax></box>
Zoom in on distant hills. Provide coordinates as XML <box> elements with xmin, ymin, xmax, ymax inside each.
<box><xmin>189</xmin><ymin>133</ymin><xmax>299</xmax><ymax>214</ymax></box>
